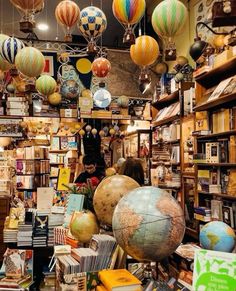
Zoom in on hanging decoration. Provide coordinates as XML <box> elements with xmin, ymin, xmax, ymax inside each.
<box><xmin>0</xmin><ymin>37</ymin><xmax>25</xmax><ymax>64</ymax></box>
<box><xmin>60</xmin><ymin>79</ymin><xmax>80</xmax><ymax>100</ymax></box>
<box><xmin>112</xmin><ymin>0</ymin><xmax>146</xmax><ymax>45</ymax></box>
<box><xmin>79</xmin><ymin>6</ymin><xmax>107</xmax><ymax>55</ymax></box>
<box><xmin>48</xmin><ymin>92</ymin><xmax>62</xmax><ymax>106</ymax></box>
<box><xmin>130</xmin><ymin>35</ymin><xmax>159</xmax><ymax>94</ymax></box>
<box><xmin>55</xmin><ymin>0</ymin><xmax>80</xmax><ymax>42</ymax></box>
<box><xmin>36</xmin><ymin>75</ymin><xmax>57</xmax><ymax>96</ymax></box>
<box><xmin>0</xmin><ymin>35</ymin><xmax>12</xmax><ymax>71</ymax></box>
<box><xmin>15</xmin><ymin>47</ymin><xmax>45</xmax><ymax>78</ymax></box>
<box><xmin>91</xmin><ymin>57</ymin><xmax>111</xmax><ymax>78</ymax></box>
<box><xmin>152</xmin><ymin>0</ymin><xmax>188</xmax><ymax>59</ymax></box>
<box><xmin>10</xmin><ymin>0</ymin><xmax>44</xmax><ymax>33</ymax></box>
<box><xmin>93</xmin><ymin>88</ymin><xmax>111</xmax><ymax>108</ymax></box>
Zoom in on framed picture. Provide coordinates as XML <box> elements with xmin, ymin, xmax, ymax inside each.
<box><xmin>41</xmin><ymin>51</ymin><xmax>58</xmax><ymax>79</ymax></box>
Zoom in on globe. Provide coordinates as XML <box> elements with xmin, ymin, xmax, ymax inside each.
<box><xmin>200</xmin><ymin>221</ymin><xmax>236</xmax><ymax>252</ymax></box>
<box><xmin>60</xmin><ymin>80</ymin><xmax>80</xmax><ymax>100</ymax></box>
<box><xmin>112</xmin><ymin>186</ymin><xmax>185</xmax><ymax>262</ymax></box>
<box><xmin>93</xmin><ymin>175</ymin><xmax>140</xmax><ymax>226</ymax></box>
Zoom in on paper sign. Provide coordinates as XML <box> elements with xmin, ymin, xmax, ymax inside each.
<box><xmin>193</xmin><ymin>249</ymin><xmax>236</xmax><ymax>291</ymax></box>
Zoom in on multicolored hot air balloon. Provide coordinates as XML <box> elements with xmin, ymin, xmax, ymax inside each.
<box><xmin>112</xmin><ymin>0</ymin><xmax>146</xmax><ymax>44</ymax></box>
<box><xmin>152</xmin><ymin>0</ymin><xmax>188</xmax><ymax>39</ymax></box>
<box><xmin>79</xmin><ymin>6</ymin><xmax>107</xmax><ymax>54</ymax></box>
<box><xmin>55</xmin><ymin>0</ymin><xmax>80</xmax><ymax>42</ymax></box>
<box><xmin>91</xmin><ymin>57</ymin><xmax>111</xmax><ymax>78</ymax></box>
<box><xmin>0</xmin><ymin>37</ymin><xmax>25</xmax><ymax>64</ymax></box>
<box><xmin>36</xmin><ymin>75</ymin><xmax>57</xmax><ymax>96</ymax></box>
<box><xmin>130</xmin><ymin>35</ymin><xmax>159</xmax><ymax>67</ymax></box>
<box><xmin>15</xmin><ymin>47</ymin><xmax>45</xmax><ymax>77</ymax></box>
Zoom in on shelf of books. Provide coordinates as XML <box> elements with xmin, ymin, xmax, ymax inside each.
<box><xmin>193</xmin><ymin>58</ymin><xmax>236</xmax><ymax>233</ymax></box>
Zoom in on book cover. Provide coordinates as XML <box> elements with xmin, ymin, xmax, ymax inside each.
<box><xmin>64</xmin><ymin>194</ymin><xmax>85</xmax><ymax>227</ymax></box>
<box><xmin>37</xmin><ymin>187</ymin><xmax>54</xmax><ymax>210</ymax></box>
<box><xmin>211</xmin><ymin>200</ymin><xmax>223</xmax><ymax>221</ymax></box>
<box><xmin>195</xmin><ymin>111</ymin><xmax>209</xmax><ymax>131</ymax></box>
<box><xmin>193</xmin><ymin>249</ymin><xmax>236</xmax><ymax>291</ymax></box>
<box><xmin>57</xmin><ymin>168</ymin><xmax>71</xmax><ymax>191</ymax></box>
<box><xmin>50</xmin><ymin>136</ymin><xmax>60</xmax><ymax>150</ymax></box>
<box><xmin>3</xmin><ymin>249</ymin><xmax>26</xmax><ymax>279</ymax></box>
<box><xmin>99</xmin><ymin>269</ymin><xmax>141</xmax><ymax>291</ymax></box>
<box><xmin>222</xmin><ymin>205</ymin><xmax>235</xmax><ymax>228</ymax></box>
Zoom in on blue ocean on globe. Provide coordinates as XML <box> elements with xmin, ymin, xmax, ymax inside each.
<box><xmin>200</xmin><ymin>221</ymin><xmax>236</xmax><ymax>253</ymax></box>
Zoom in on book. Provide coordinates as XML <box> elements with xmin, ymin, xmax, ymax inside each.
<box><xmin>207</xmin><ymin>77</ymin><xmax>233</xmax><ymax>102</ymax></box>
<box><xmin>195</xmin><ymin>111</ymin><xmax>209</xmax><ymax>131</ymax></box>
<box><xmin>64</xmin><ymin>194</ymin><xmax>85</xmax><ymax>227</ymax></box>
<box><xmin>222</xmin><ymin>205</ymin><xmax>235</xmax><ymax>228</ymax></box>
<box><xmin>98</xmin><ymin>269</ymin><xmax>142</xmax><ymax>291</ymax></box>
<box><xmin>57</xmin><ymin>168</ymin><xmax>71</xmax><ymax>191</ymax></box>
<box><xmin>211</xmin><ymin>200</ymin><xmax>223</xmax><ymax>221</ymax></box>
<box><xmin>37</xmin><ymin>187</ymin><xmax>54</xmax><ymax>211</ymax></box>
<box><xmin>96</xmin><ymin>285</ymin><xmax>107</xmax><ymax>291</ymax></box>
<box><xmin>229</xmin><ymin>136</ymin><xmax>236</xmax><ymax>163</ymax></box>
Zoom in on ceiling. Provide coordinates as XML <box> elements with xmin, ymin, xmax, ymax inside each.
<box><xmin>1</xmin><ymin>0</ymin><xmax>161</xmax><ymax>48</ymax></box>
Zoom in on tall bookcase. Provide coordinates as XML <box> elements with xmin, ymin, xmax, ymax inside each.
<box><xmin>193</xmin><ymin>57</ymin><xmax>236</xmax><ymax>234</ymax></box>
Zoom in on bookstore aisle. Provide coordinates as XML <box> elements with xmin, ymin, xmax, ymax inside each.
<box><xmin>0</xmin><ymin>0</ymin><xmax>236</xmax><ymax>290</ymax></box>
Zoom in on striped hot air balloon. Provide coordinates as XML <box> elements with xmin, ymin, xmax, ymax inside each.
<box><xmin>10</xmin><ymin>0</ymin><xmax>43</xmax><ymax>10</ymax></box>
<box><xmin>55</xmin><ymin>0</ymin><xmax>80</xmax><ymax>40</ymax></box>
<box><xmin>0</xmin><ymin>34</ymin><xmax>12</xmax><ymax>71</ymax></box>
<box><xmin>112</xmin><ymin>0</ymin><xmax>146</xmax><ymax>44</ymax></box>
<box><xmin>15</xmin><ymin>47</ymin><xmax>45</xmax><ymax>77</ymax></box>
<box><xmin>36</xmin><ymin>75</ymin><xmax>57</xmax><ymax>96</ymax></box>
<box><xmin>130</xmin><ymin>35</ymin><xmax>159</xmax><ymax>67</ymax></box>
<box><xmin>152</xmin><ymin>0</ymin><xmax>188</xmax><ymax>39</ymax></box>
<box><xmin>0</xmin><ymin>37</ymin><xmax>25</xmax><ymax>64</ymax></box>
<box><xmin>79</xmin><ymin>6</ymin><xmax>107</xmax><ymax>41</ymax></box>
<box><xmin>91</xmin><ymin>57</ymin><xmax>111</xmax><ymax>78</ymax></box>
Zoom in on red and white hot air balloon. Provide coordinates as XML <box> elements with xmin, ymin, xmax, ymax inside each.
<box><xmin>55</xmin><ymin>0</ymin><xmax>80</xmax><ymax>42</ymax></box>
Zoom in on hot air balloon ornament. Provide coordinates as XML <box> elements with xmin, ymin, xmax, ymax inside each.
<box><xmin>55</xmin><ymin>0</ymin><xmax>80</xmax><ymax>42</ymax></box>
<box><xmin>152</xmin><ymin>0</ymin><xmax>188</xmax><ymax>60</ymax></box>
<box><xmin>79</xmin><ymin>6</ymin><xmax>107</xmax><ymax>55</ymax></box>
<box><xmin>112</xmin><ymin>0</ymin><xmax>146</xmax><ymax>45</ymax></box>
<box><xmin>10</xmin><ymin>0</ymin><xmax>44</xmax><ymax>33</ymax></box>
<box><xmin>130</xmin><ymin>35</ymin><xmax>159</xmax><ymax>93</ymax></box>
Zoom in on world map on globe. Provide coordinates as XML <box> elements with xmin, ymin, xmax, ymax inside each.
<box><xmin>200</xmin><ymin>221</ymin><xmax>236</xmax><ymax>253</ymax></box>
<box><xmin>112</xmin><ymin>186</ymin><xmax>185</xmax><ymax>262</ymax></box>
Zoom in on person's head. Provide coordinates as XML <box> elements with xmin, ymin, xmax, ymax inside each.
<box><xmin>119</xmin><ymin>157</ymin><xmax>145</xmax><ymax>185</ymax></box>
<box><xmin>83</xmin><ymin>155</ymin><xmax>97</xmax><ymax>174</ymax></box>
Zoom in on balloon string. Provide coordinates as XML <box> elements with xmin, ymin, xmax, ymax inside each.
<box><xmin>1</xmin><ymin>0</ymin><xmax>3</xmax><ymax>33</ymax></box>
<box><xmin>100</xmin><ymin>0</ymin><xmax>103</xmax><ymax>52</ymax></box>
<box><xmin>12</xmin><ymin>3</ymin><xmax>15</xmax><ymax>36</ymax></box>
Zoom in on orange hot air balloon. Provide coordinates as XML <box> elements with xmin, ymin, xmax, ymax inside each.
<box><xmin>10</xmin><ymin>0</ymin><xmax>44</xmax><ymax>22</ymax></box>
<box><xmin>55</xmin><ymin>0</ymin><xmax>80</xmax><ymax>42</ymax></box>
<box><xmin>130</xmin><ymin>35</ymin><xmax>159</xmax><ymax>67</ymax></box>
<box><xmin>91</xmin><ymin>57</ymin><xmax>111</xmax><ymax>78</ymax></box>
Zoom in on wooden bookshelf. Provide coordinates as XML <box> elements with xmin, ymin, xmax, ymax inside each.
<box><xmin>194</xmin><ymin>92</ymin><xmax>236</xmax><ymax>112</ymax></box>
<box><xmin>185</xmin><ymin>227</ymin><xmax>199</xmax><ymax>240</ymax></box>
<box><xmin>195</xmin><ymin>57</ymin><xmax>236</xmax><ymax>88</ymax></box>
<box><xmin>197</xmin><ymin>130</ymin><xmax>236</xmax><ymax>140</ymax></box>
<box><xmin>196</xmin><ymin>163</ymin><xmax>236</xmax><ymax>167</ymax></box>
<box><xmin>152</xmin><ymin>115</ymin><xmax>180</xmax><ymax>127</ymax></box>
<box><xmin>198</xmin><ymin>191</ymin><xmax>236</xmax><ymax>200</ymax></box>
<box><xmin>152</xmin><ymin>90</ymin><xmax>179</xmax><ymax>110</ymax></box>
<box><xmin>152</xmin><ymin>139</ymin><xmax>180</xmax><ymax>145</ymax></box>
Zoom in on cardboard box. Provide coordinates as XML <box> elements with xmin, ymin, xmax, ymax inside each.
<box><xmin>213</xmin><ymin>48</ymin><xmax>233</xmax><ymax>68</ymax></box>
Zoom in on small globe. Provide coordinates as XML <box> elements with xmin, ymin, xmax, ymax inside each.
<box><xmin>112</xmin><ymin>186</ymin><xmax>185</xmax><ymax>262</ymax></box>
<box><xmin>200</xmin><ymin>221</ymin><xmax>236</xmax><ymax>252</ymax></box>
<box><xmin>117</xmin><ymin>95</ymin><xmax>129</xmax><ymax>108</ymax></box>
<box><xmin>60</xmin><ymin>80</ymin><xmax>80</xmax><ymax>100</ymax></box>
<box><xmin>93</xmin><ymin>175</ymin><xmax>140</xmax><ymax>226</ymax></box>
<box><xmin>48</xmin><ymin>92</ymin><xmax>62</xmax><ymax>106</ymax></box>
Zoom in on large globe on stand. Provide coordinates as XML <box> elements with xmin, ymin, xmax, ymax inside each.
<box><xmin>200</xmin><ymin>221</ymin><xmax>236</xmax><ymax>253</ymax></box>
<box><xmin>112</xmin><ymin>186</ymin><xmax>185</xmax><ymax>262</ymax></box>
<box><xmin>93</xmin><ymin>175</ymin><xmax>140</xmax><ymax>226</ymax></box>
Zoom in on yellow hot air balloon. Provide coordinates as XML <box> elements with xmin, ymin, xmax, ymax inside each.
<box><xmin>130</xmin><ymin>35</ymin><xmax>159</xmax><ymax>67</ymax></box>
<box><xmin>15</xmin><ymin>47</ymin><xmax>45</xmax><ymax>78</ymax></box>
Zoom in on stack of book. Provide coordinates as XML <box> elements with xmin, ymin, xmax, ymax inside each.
<box><xmin>3</xmin><ymin>228</ymin><xmax>18</xmax><ymax>243</ymax></box>
<box><xmin>33</xmin><ymin>215</ymin><xmax>48</xmax><ymax>247</ymax></box>
<box><xmin>194</xmin><ymin>207</ymin><xmax>211</xmax><ymax>222</ymax></box>
<box><xmin>6</xmin><ymin>96</ymin><xmax>29</xmax><ymax>116</ymax></box>
<box><xmin>48</xmin><ymin>214</ymin><xmax>64</xmax><ymax>247</ymax></box>
<box><xmin>17</xmin><ymin>222</ymin><xmax>33</xmax><ymax>247</ymax></box>
<box><xmin>153</xmin><ymin>102</ymin><xmax>180</xmax><ymax>123</ymax></box>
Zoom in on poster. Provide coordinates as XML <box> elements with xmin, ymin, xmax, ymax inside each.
<box><xmin>193</xmin><ymin>249</ymin><xmax>236</xmax><ymax>291</ymax></box>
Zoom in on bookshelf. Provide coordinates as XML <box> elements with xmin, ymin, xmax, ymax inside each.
<box><xmin>193</xmin><ymin>57</ymin><xmax>236</xmax><ymax>232</ymax></box>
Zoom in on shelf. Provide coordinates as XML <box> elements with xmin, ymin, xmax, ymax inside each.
<box><xmin>198</xmin><ymin>191</ymin><xmax>236</xmax><ymax>200</ymax></box>
<box><xmin>152</xmin><ymin>115</ymin><xmax>180</xmax><ymax>127</ymax></box>
<box><xmin>185</xmin><ymin>227</ymin><xmax>199</xmax><ymax>240</ymax></box>
<box><xmin>157</xmin><ymin>185</ymin><xmax>180</xmax><ymax>190</ymax></box>
<box><xmin>151</xmin><ymin>162</ymin><xmax>180</xmax><ymax>166</ymax></box>
<box><xmin>152</xmin><ymin>139</ymin><xmax>180</xmax><ymax>145</ymax></box>
<box><xmin>50</xmin><ymin>163</ymin><xmax>64</xmax><ymax>165</ymax></box>
<box><xmin>195</xmin><ymin>57</ymin><xmax>236</xmax><ymax>88</ymax></box>
<box><xmin>16</xmin><ymin>159</ymin><xmax>50</xmax><ymax>161</ymax></box>
<box><xmin>16</xmin><ymin>173</ymin><xmax>50</xmax><ymax>176</ymax></box>
<box><xmin>152</xmin><ymin>90</ymin><xmax>179</xmax><ymax>110</ymax></box>
<box><xmin>194</xmin><ymin>93</ymin><xmax>236</xmax><ymax>112</ymax></box>
<box><xmin>197</xmin><ymin>130</ymin><xmax>236</xmax><ymax>140</ymax></box>
<box><xmin>49</xmin><ymin>150</ymin><xmax>70</xmax><ymax>154</ymax></box>
<box><xmin>196</xmin><ymin>163</ymin><xmax>236</xmax><ymax>167</ymax></box>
